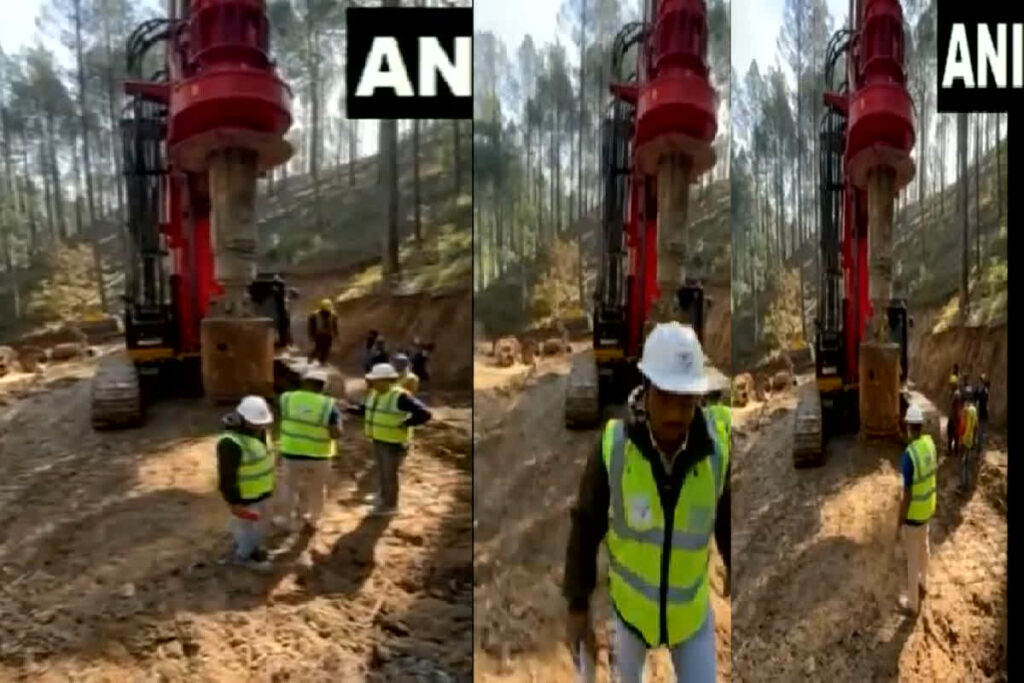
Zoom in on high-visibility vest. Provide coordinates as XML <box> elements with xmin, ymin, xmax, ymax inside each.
<box><xmin>705</xmin><ymin>404</ymin><xmax>731</xmax><ymax>461</ymax></box>
<box><xmin>219</xmin><ymin>431</ymin><xmax>275</xmax><ymax>502</ymax></box>
<box><xmin>364</xmin><ymin>387</ymin><xmax>412</xmax><ymax>445</ymax></box>
<box><xmin>960</xmin><ymin>404</ymin><xmax>977</xmax><ymax>448</ymax></box>
<box><xmin>602</xmin><ymin>415</ymin><xmax>729</xmax><ymax>648</ymax></box>
<box><xmin>399</xmin><ymin>372</ymin><xmax>420</xmax><ymax>395</ymax></box>
<box><xmin>906</xmin><ymin>435</ymin><xmax>937</xmax><ymax>523</ymax></box>
<box><xmin>279</xmin><ymin>390</ymin><xmax>336</xmax><ymax>458</ymax></box>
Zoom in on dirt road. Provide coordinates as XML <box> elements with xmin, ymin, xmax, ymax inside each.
<box><xmin>0</xmin><ymin>354</ymin><xmax>471</xmax><ymax>681</ymax></box>
<box><xmin>473</xmin><ymin>349</ymin><xmax>731</xmax><ymax>681</ymax></box>
<box><xmin>732</xmin><ymin>377</ymin><xmax>1007</xmax><ymax>681</ymax></box>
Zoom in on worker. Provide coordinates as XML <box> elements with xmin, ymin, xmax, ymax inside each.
<box><xmin>217</xmin><ymin>395</ymin><xmax>276</xmax><ymax>571</ymax></box>
<box><xmin>976</xmin><ymin>374</ymin><xmax>990</xmax><ymax>453</ymax></box>
<box><xmin>307</xmin><ymin>299</ymin><xmax>339</xmax><ymax>365</ymax></box>
<box><xmin>347</xmin><ymin>362</ymin><xmax>432</xmax><ymax>517</ymax></box>
<box><xmin>959</xmin><ymin>398</ymin><xmax>978</xmax><ymax>490</ymax></box>
<box><xmin>368</xmin><ymin>336</ymin><xmax>390</xmax><ymax>369</ymax></box>
<box><xmin>947</xmin><ymin>377</ymin><xmax>962</xmax><ymax>458</ymax></box>
<box><xmin>363</xmin><ymin>330</ymin><xmax>380</xmax><ymax>372</ymax></box>
<box><xmin>411</xmin><ymin>338</ymin><xmax>431</xmax><ymax>397</ymax></box>
<box><xmin>704</xmin><ymin>386</ymin><xmax>731</xmax><ymax>461</ymax></box>
<box><xmin>897</xmin><ymin>404</ymin><xmax>936</xmax><ymax>615</ymax></box>
<box><xmin>392</xmin><ymin>353</ymin><xmax>420</xmax><ymax>394</ymax></box>
<box><xmin>563</xmin><ymin>322</ymin><xmax>730</xmax><ymax>682</ymax></box>
<box><xmin>278</xmin><ymin>367</ymin><xmax>343</xmax><ymax>532</ymax></box>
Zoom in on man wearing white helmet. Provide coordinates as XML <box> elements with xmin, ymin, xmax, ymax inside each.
<box><xmin>278</xmin><ymin>367</ymin><xmax>343</xmax><ymax>533</ymax></box>
<box><xmin>897</xmin><ymin>404</ymin><xmax>937</xmax><ymax>615</ymax></box>
<box><xmin>563</xmin><ymin>322</ymin><xmax>731</xmax><ymax>682</ymax></box>
<box><xmin>217</xmin><ymin>395</ymin><xmax>277</xmax><ymax>571</ymax></box>
<box><xmin>346</xmin><ymin>362</ymin><xmax>432</xmax><ymax>517</ymax></box>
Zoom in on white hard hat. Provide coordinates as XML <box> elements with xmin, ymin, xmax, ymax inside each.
<box><xmin>236</xmin><ymin>395</ymin><xmax>273</xmax><ymax>425</ymax></box>
<box><xmin>905</xmin><ymin>404</ymin><xmax>924</xmax><ymax>424</ymax></box>
<box><xmin>636</xmin><ymin>322</ymin><xmax>708</xmax><ymax>395</ymax></box>
<box><xmin>304</xmin><ymin>367</ymin><xmax>329</xmax><ymax>383</ymax></box>
<box><xmin>365</xmin><ymin>362</ymin><xmax>399</xmax><ymax>380</ymax></box>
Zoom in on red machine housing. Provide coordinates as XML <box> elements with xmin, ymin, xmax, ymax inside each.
<box><xmin>823</xmin><ymin>0</ymin><xmax>914</xmax><ymax>387</ymax></box>
<box><xmin>611</xmin><ymin>0</ymin><xmax>718</xmax><ymax>359</ymax></box>
<box><xmin>124</xmin><ymin>0</ymin><xmax>292</xmax><ymax>354</ymax></box>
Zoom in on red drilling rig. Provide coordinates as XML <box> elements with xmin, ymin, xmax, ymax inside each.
<box><xmin>793</xmin><ymin>0</ymin><xmax>916</xmax><ymax>464</ymax></box>
<box><xmin>565</xmin><ymin>0</ymin><xmax>720</xmax><ymax>428</ymax></box>
<box><xmin>91</xmin><ymin>0</ymin><xmax>297</xmax><ymax>428</ymax></box>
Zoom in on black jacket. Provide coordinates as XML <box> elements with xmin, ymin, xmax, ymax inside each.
<box><xmin>217</xmin><ymin>414</ymin><xmax>272</xmax><ymax>506</ymax></box>
<box><xmin>563</xmin><ymin>408</ymin><xmax>731</xmax><ymax>629</ymax></box>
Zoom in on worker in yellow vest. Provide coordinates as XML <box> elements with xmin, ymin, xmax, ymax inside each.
<box><xmin>217</xmin><ymin>396</ymin><xmax>276</xmax><ymax>571</ymax></box>
<box><xmin>897</xmin><ymin>404</ymin><xmax>937</xmax><ymax>614</ymax></box>
<box><xmin>393</xmin><ymin>353</ymin><xmax>420</xmax><ymax>394</ymax></box>
<box><xmin>564</xmin><ymin>322</ymin><xmax>730</xmax><ymax>681</ymax></box>
<box><xmin>347</xmin><ymin>363</ymin><xmax>432</xmax><ymax>517</ymax></box>
<box><xmin>278</xmin><ymin>367</ymin><xmax>342</xmax><ymax>533</ymax></box>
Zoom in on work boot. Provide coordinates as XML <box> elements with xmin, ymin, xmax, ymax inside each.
<box><xmin>230</xmin><ymin>551</ymin><xmax>272</xmax><ymax>573</ymax></box>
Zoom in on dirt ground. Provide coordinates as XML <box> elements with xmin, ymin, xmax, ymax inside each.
<box><xmin>731</xmin><ymin>377</ymin><xmax>1007</xmax><ymax>682</ymax></box>
<box><xmin>473</xmin><ymin>347</ymin><xmax>731</xmax><ymax>682</ymax></box>
<box><xmin>0</xmin><ymin>329</ymin><xmax>471</xmax><ymax>680</ymax></box>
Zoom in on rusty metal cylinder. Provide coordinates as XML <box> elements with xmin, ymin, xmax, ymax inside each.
<box><xmin>208</xmin><ymin>148</ymin><xmax>259</xmax><ymax>316</ymax></box>
<box><xmin>654</xmin><ymin>153</ymin><xmax>692</xmax><ymax>322</ymax></box>
<box><xmin>201</xmin><ymin>317</ymin><xmax>274</xmax><ymax>403</ymax></box>
<box><xmin>859</xmin><ymin>341</ymin><xmax>901</xmax><ymax>439</ymax></box>
<box><xmin>866</xmin><ymin>166</ymin><xmax>895</xmax><ymax>341</ymax></box>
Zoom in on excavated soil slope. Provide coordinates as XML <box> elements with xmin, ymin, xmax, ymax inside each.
<box><xmin>473</xmin><ymin>352</ymin><xmax>731</xmax><ymax>681</ymax></box>
<box><xmin>702</xmin><ymin>282</ymin><xmax>730</xmax><ymax>371</ymax></box>
<box><xmin>287</xmin><ymin>272</ymin><xmax>471</xmax><ymax>390</ymax></box>
<box><xmin>732</xmin><ymin>381</ymin><xmax>1007</xmax><ymax>681</ymax></box>
<box><xmin>908</xmin><ymin>311</ymin><xmax>1007</xmax><ymax>427</ymax></box>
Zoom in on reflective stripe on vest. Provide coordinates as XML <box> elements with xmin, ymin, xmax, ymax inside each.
<box><xmin>220</xmin><ymin>431</ymin><xmax>275</xmax><ymax>501</ymax></box>
<box><xmin>279</xmin><ymin>390</ymin><xmax>336</xmax><ymax>458</ymax></box>
<box><xmin>602</xmin><ymin>415</ymin><xmax>729</xmax><ymax>648</ymax></box>
<box><xmin>907</xmin><ymin>434</ymin><xmax>937</xmax><ymax>523</ymax></box>
<box><xmin>364</xmin><ymin>387</ymin><xmax>412</xmax><ymax>445</ymax></box>
<box><xmin>705</xmin><ymin>404</ymin><xmax>731</xmax><ymax>462</ymax></box>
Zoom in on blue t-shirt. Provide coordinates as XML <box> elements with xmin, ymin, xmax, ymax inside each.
<box><xmin>901</xmin><ymin>448</ymin><xmax>927</xmax><ymax>526</ymax></box>
<box><xmin>901</xmin><ymin>449</ymin><xmax>914</xmax><ymax>488</ymax></box>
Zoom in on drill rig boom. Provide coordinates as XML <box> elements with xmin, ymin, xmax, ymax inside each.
<box><xmin>565</xmin><ymin>0</ymin><xmax>718</xmax><ymax>428</ymax></box>
<box><xmin>794</xmin><ymin>0</ymin><xmax>915</xmax><ymax>465</ymax></box>
<box><xmin>92</xmin><ymin>0</ymin><xmax>294</xmax><ymax>429</ymax></box>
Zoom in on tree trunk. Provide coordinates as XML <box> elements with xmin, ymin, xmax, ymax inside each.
<box><xmin>974</xmin><ymin>114</ymin><xmax>981</xmax><ymax>275</ymax></box>
<box><xmin>996</xmin><ymin>113</ymin><xmax>1003</xmax><ymax>219</ymax></box>
<box><xmin>71</xmin><ymin>128</ymin><xmax>84</xmax><ymax>237</ymax></box>
<box><xmin>348</xmin><ymin>119</ymin><xmax>358</xmax><ymax>186</ymax></box>
<box><xmin>958</xmin><ymin>113</ymin><xmax>969</xmax><ymax>323</ymax></box>
<box><xmin>102</xmin><ymin>7</ymin><xmax>127</xmax><ymax>265</ymax></box>
<box><xmin>380</xmin><ymin>66</ymin><xmax>401</xmax><ymax>293</ymax></box>
<box><xmin>577</xmin><ymin>0</ymin><xmax>586</xmax><ymax>227</ymax></box>
<box><xmin>413</xmin><ymin>119</ymin><xmax>422</xmax><ymax>244</ymax></box>
<box><xmin>45</xmin><ymin>115</ymin><xmax>65</xmax><ymax>240</ymax></box>
<box><xmin>73</xmin><ymin>0</ymin><xmax>106</xmax><ymax>310</ymax></box>
<box><xmin>453</xmin><ymin>120</ymin><xmax>461</xmax><ymax>195</ymax></box>
<box><xmin>306</xmin><ymin>36</ymin><xmax>324</xmax><ymax>233</ymax></box>
<box><xmin>38</xmin><ymin>142</ymin><xmax>55</xmax><ymax>245</ymax></box>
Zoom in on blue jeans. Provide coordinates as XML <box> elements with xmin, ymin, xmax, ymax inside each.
<box><xmin>229</xmin><ymin>500</ymin><xmax>267</xmax><ymax>560</ymax></box>
<box><xmin>611</xmin><ymin>606</ymin><xmax>716</xmax><ymax>683</ymax></box>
